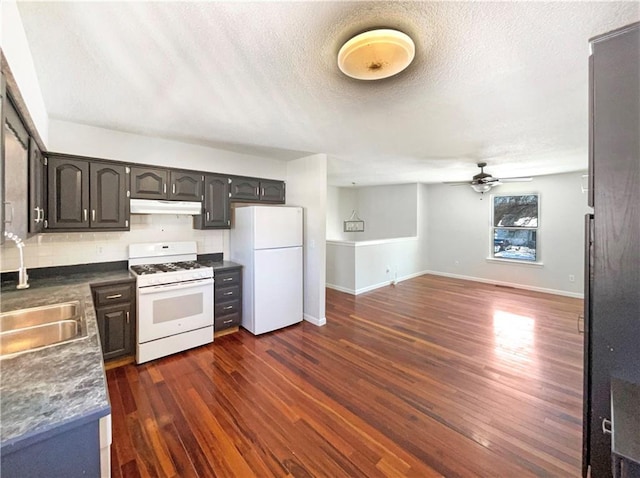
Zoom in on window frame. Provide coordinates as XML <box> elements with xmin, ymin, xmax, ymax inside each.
<box><xmin>490</xmin><ymin>193</ymin><xmax>541</xmax><ymax>264</ymax></box>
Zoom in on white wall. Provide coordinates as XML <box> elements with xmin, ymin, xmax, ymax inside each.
<box><xmin>327</xmin><ymin>183</ymin><xmax>418</xmax><ymax>241</ymax></box>
<box><xmin>286</xmin><ymin>154</ymin><xmax>327</xmax><ymax>326</ymax></box>
<box><xmin>326</xmin><ymin>241</ymin><xmax>355</xmax><ymax>291</ymax></box>
<box><xmin>426</xmin><ymin>171</ymin><xmax>589</xmax><ymax>297</ymax></box>
<box><xmin>1</xmin><ymin>0</ymin><xmax>49</xmax><ymax>144</ymax></box>
<box><xmin>326</xmin><ymin>183</ymin><xmax>429</xmax><ymax>294</ymax></box>
<box><xmin>49</xmin><ymin>120</ymin><xmax>287</xmax><ymax>179</ymax></box>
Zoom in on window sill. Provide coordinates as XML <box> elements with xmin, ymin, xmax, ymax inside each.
<box><xmin>485</xmin><ymin>257</ymin><xmax>544</xmax><ymax>267</ymax></box>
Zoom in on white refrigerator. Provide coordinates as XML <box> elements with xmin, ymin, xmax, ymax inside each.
<box><xmin>230</xmin><ymin>206</ymin><xmax>303</xmax><ymax>335</ymax></box>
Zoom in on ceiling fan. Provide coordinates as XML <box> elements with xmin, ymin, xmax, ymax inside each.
<box><xmin>444</xmin><ymin>162</ymin><xmax>533</xmax><ymax>193</ymax></box>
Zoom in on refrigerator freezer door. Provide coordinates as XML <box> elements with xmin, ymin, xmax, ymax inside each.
<box><xmin>251</xmin><ymin>246</ymin><xmax>303</xmax><ymax>334</ymax></box>
<box><xmin>253</xmin><ymin>206</ymin><xmax>303</xmax><ymax>250</ymax></box>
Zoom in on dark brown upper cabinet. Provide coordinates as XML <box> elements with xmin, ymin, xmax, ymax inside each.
<box><xmin>129</xmin><ymin>167</ymin><xmax>167</xmax><ymax>199</ymax></box>
<box><xmin>130</xmin><ymin>167</ymin><xmax>202</xmax><ymax>201</ymax></box>
<box><xmin>171</xmin><ymin>171</ymin><xmax>202</xmax><ymax>201</ymax></box>
<box><xmin>90</xmin><ymin>162</ymin><xmax>130</xmax><ymax>229</ymax></box>
<box><xmin>260</xmin><ymin>180</ymin><xmax>286</xmax><ymax>203</ymax></box>
<box><xmin>193</xmin><ymin>174</ymin><xmax>230</xmax><ymax>229</ymax></box>
<box><xmin>229</xmin><ymin>177</ymin><xmax>285</xmax><ymax>204</ymax></box>
<box><xmin>46</xmin><ymin>156</ymin><xmax>129</xmax><ymax>231</ymax></box>
<box><xmin>229</xmin><ymin>177</ymin><xmax>260</xmax><ymax>201</ymax></box>
<box><xmin>47</xmin><ymin>157</ymin><xmax>90</xmax><ymax>229</ymax></box>
<box><xmin>28</xmin><ymin>138</ymin><xmax>46</xmax><ymax>234</ymax></box>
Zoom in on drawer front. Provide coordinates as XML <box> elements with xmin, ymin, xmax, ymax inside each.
<box><xmin>215</xmin><ymin>270</ymin><xmax>240</xmax><ymax>287</ymax></box>
<box><xmin>93</xmin><ymin>284</ymin><xmax>133</xmax><ymax>307</ymax></box>
<box><xmin>215</xmin><ymin>285</ymin><xmax>240</xmax><ymax>302</ymax></box>
<box><xmin>215</xmin><ymin>312</ymin><xmax>240</xmax><ymax>331</ymax></box>
<box><xmin>215</xmin><ymin>299</ymin><xmax>240</xmax><ymax>317</ymax></box>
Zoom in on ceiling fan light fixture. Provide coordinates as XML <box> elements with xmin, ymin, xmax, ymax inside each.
<box><xmin>338</xmin><ymin>29</ymin><xmax>415</xmax><ymax>80</ymax></box>
<box><xmin>471</xmin><ymin>183</ymin><xmax>494</xmax><ymax>193</ymax></box>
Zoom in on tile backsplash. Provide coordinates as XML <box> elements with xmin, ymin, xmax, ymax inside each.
<box><xmin>0</xmin><ymin>214</ymin><xmax>228</xmax><ymax>272</ymax></box>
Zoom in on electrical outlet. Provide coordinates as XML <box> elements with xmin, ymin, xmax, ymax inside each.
<box><xmin>569</xmin><ymin>274</ymin><xmax>575</xmax><ymax>283</ymax></box>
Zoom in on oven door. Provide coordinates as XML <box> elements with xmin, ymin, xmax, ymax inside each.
<box><xmin>137</xmin><ymin>278</ymin><xmax>213</xmax><ymax>343</ymax></box>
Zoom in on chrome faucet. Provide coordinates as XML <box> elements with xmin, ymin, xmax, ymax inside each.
<box><xmin>3</xmin><ymin>231</ymin><xmax>29</xmax><ymax>289</ymax></box>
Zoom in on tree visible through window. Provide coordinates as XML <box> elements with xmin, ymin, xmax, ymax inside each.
<box><xmin>492</xmin><ymin>194</ymin><xmax>538</xmax><ymax>262</ymax></box>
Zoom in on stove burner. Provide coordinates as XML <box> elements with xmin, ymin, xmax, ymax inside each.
<box><xmin>130</xmin><ymin>261</ymin><xmax>207</xmax><ymax>275</ymax></box>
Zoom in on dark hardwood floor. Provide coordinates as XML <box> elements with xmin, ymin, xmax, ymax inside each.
<box><xmin>107</xmin><ymin>274</ymin><xmax>584</xmax><ymax>477</ymax></box>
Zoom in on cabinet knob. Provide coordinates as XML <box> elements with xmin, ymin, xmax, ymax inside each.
<box><xmin>163</xmin><ymin>183</ymin><xmax>167</xmax><ymax>194</ymax></box>
<box><xmin>106</xmin><ymin>294</ymin><xmax>122</xmax><ymax>300</ymax></box>
<box><xmin>577</xmin><ymin>315</ymin><xmax>584</xmax><ymax>334</ymax></box>
<box><xmin>126</xmin><ymin>311</ymin><xmax>130</xmax><ymax>324</ymax></box>
<box><xmin>223</xmin><ymin>319</ymin><xmax>233</xmax><ymax>324</ymax></box>
<box><xmin>206</xmin><ymin>211</ymin><xmax>210</xmax><ymax>221</ymax></box>
<box><xmin>83</xmin><ymin>209</ymin><xmax>88</xmax><ymax>222</ymax></box>
<box><xmin>172</xmin><ymin>184</ymin><xmax>176</xmax><ymax>195</ymax></box>
<box><xmin>224</xmin><ymin>291</ymin><xmax>233</xmax><ymax>296</ymax></box>
<box><xmin>223</xmin><ymin>305</ymin><xmax>233</xmax><ymax>310</ymax></box>
<box><xmin>92</xmin><ymin>209</ymin><xmax>96</xmax><ymax>222</ymax></box>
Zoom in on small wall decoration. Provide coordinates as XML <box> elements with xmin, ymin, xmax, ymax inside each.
<box><xmin>344</xmin><ymin>210</ymin><xmax>365</xmax><ymax>232</ymax></box>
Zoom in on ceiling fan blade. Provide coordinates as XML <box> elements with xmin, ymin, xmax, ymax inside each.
<box><xmin>443</xmin><ymin>181</ymin><xmax>471</xmax><ymax>186</ymax></box>
<box><xmin>498</xmin><ymin>177</ymin><xmax>533</xmax><ymax>183</ymax></box>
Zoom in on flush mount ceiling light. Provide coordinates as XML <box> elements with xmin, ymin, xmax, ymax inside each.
<box><xmin>338</xmin><ymin>29</ymin><xmax>415</xmax><ymax>80</ymax></box>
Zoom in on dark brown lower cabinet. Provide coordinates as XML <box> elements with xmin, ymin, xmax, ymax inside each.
<box><xmin>214</xmin><ymin>267</ymin><xmax>242</xmax><ymax>335</ymax></box>
<box><xmin>92</xmin><ymin>281</ymin><xmax>135</xmax><ymax>361</ymax></box>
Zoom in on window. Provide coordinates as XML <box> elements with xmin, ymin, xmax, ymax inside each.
<box><xmin>492</xmin><ymin>194</ymin><xmax>538</xmax><ymax>262</ymax></box>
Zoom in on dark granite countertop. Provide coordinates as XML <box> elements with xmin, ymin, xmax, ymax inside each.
<box><xmin>200</xmin><ymin>260</ymin><xmax>243</xmax><ymax>271</ymax></box>
<box><xmin>0</xmin><ymin>269</ymin><xmax>133</xmax><ymax>451</ymax></box>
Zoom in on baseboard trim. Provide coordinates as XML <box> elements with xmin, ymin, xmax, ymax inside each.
<box><xmin>327</xmin><ymin>270</ymin><xmax>429</xmax><ymax>296</ymax></box>
<box><xmin>326</xmin><ymin>283</ymin><xmax>355</xmax><ymax>294</ymax></box>
<box><xmin>304</xmin><ymin>314</ymin><xmax>326</xmax><ymax>326</ymax></box>
<box><xmin>424</xmin><ymin>270</ymin><xmax>584</xmax><ymax>299</ymax></box>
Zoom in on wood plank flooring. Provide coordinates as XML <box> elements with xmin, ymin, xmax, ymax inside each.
<box><xmin>107</xmin><ymin>274</ymin><xmax>584</xmax><ymax>477</ymax></box>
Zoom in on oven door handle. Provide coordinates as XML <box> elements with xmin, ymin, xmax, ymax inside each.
<box><xmin>138</xmin><ymin>278</ymin><xmax>213</xmax><ymax>295</ymax></box>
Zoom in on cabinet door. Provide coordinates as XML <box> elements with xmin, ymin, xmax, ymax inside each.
<box><xmin>170</xmin><ymin>171</ymin><xmax>202</xmax><ymax>201</ymax></box>
<box><xmin>96</xmin><ymin>303</ymin><xmax>133</xmax><ymax>361</ymax></box>
<box><xmin>90</xmin><ymin>162</ymin><xmax>129</xmax><ymax>229</ymax></box>
<box><xmin>229</xmin><ymin>177</ymin><xmax>260</xmax><ymax>201</ymax></box>
<box><xmin>195</xmin><ymin>174</ymin><xmax>230</xmax><ymax>229</ymax></box>
<box><xmin>28</xmin><ymin>138</ymin><xmax>45</xmax><ymax>234</ymax></box>
<box><xmin>260</xmin><ymin>180</ymin><xmax>285</xmax><ymax>203</ymax></box>
<box><xmin>130</xmin><ymin>167</ymin><xmax>168</xmax><ymax>199</ymax></box>
<box><xmin>47</xmin><ymin>157</ymin><xmax>89</xmax><ymax>229</ymax></box>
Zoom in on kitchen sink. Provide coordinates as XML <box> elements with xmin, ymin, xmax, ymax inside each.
<box><xmin>0</xmin><ymin>302</ymin><xmax>87</xmax><ymax>358</ymax></box>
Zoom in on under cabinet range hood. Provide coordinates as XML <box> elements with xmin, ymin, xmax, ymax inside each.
<box><xmin>130</xmin><ymin>199</ymin><xmax>202</xmax><ymax>215</ymax></box>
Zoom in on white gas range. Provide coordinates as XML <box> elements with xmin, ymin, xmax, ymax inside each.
<box><xmin>128</xmin><ymin>241</ymin><xmax>214</xmax><ymax>364</ymax></box>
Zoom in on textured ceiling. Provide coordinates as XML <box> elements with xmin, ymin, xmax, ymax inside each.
<box><xmin>16</xmin><ymin>1</ymin><xmax>640</xmax><ymax>186</ymax></box>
